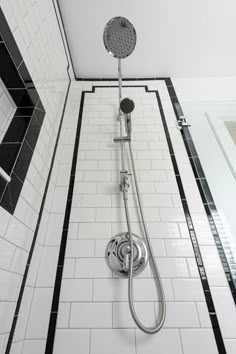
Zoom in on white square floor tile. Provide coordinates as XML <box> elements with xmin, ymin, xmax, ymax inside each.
<box><xmin>70</xmin><ymin>302</ymin><xmax>112</xmax><ymax>328</ymax></box>
<box><xmin>53</xmin><ymin>329</ymin><xmax>90</xmax><ymax>354</ymax></box>
<box><xmin>180</xmin><ymin>329</ymin><xmax>218</xmax><ymax>354</ymax></box>
<box><xmin>90</xmin><ymin>329</ymin><xmax>135</xmax><ymax>354</ymax></box>
<box><xmin>136</xmin><ymin>329</ymin><xmax>182</xmax><ymax>354</ymax></box>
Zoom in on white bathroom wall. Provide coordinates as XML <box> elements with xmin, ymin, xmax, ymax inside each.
<box><xmin>172</xmin><ymin>76</ymin><xmax>236</xmax><ymax>102</ymax></box>
<box><xmin>39</xmin><ymin>80</ymin><xmax>220</xmax><ymax>354</ymax></box>
<box><xmin>0</xmin><ymin>1</ymin><xmax>69</xmax><ymax>352</ymax></box>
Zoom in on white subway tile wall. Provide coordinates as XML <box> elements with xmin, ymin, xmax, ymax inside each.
<box><xmin>0</xmin><ymin>9</ymin><xmax>234</xmax><ymax>349</ymax></box>
<box><xmin>45</xmin><ymin>82</ymin><xmax>222</xmax><ymax>354</ymax></box>
<box><xmin>0</xmin><ymin>0</ymin><xmax>69</xmax><ymax>352</ymax></box>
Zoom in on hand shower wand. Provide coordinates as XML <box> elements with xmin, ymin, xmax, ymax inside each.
<box><xmin>103</xmin><ymin>16</ymin><xmax>166</xmax><ymax>334</ymax></box>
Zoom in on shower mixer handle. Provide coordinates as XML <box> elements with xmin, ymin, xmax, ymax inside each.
<box><xmin>123</xmin><ymin>246</ymin><xmax>131</xmax><ymax>272</ymax></box>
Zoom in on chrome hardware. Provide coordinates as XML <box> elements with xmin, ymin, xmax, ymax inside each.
<box><xmin>176</xmin><ymin>116</ymin><xmax>191</xmax><ymax>129</ymax></box>
<box><xmin>123</xmin><ymin>246</ymin><xmax>131</xmax><ymax>272</ymax></box>
<box><xmin>119</xmin><ymin>170</ymin><xmax>130</xmax><ymax>193</ymax></box>
<box><xmin>114</xmin><ymin>136</ymin><xmax>131</xmax><ymax>143</ymax></box>
<box><xmin>105</xmin><ymin>232</ymin><xmax>148</xmax><ymax>277</ymax></box>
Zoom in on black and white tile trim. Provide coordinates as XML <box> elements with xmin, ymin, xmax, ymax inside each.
<box><xmin>45</xmin><ymin>84</ymin><xmax>226</xmax><ymax>353</ymax></box>
<box><xmin>0</xmin><ymin>7</ymin><xmax>45</xmax><ymax>214</ymax></box>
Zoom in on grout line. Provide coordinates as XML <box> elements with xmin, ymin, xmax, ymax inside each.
<box><xmin>178</xmin><ymin>329</ymin><xmax>185</xmax><ymax>354</ymax></box>
<box><xmin>194</xmin><ymin>302</ymin><xmax>203</xmax><ymax>328</ymax></box>
<box><xmin>89</xmin><ymin>328</ymin><xmax>91</xmax><ymax>354</ymax></box>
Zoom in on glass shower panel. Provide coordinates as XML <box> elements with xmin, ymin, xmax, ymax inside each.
<box><xmin>181</xmin><ymin>100</ymin><xmax>236</xmax><ymax>284</ymax></box>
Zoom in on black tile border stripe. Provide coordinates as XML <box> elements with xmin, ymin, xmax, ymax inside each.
<box><xmin>76</xmin><ymin>77</ymin><xmax>169</xmax><ymax>81</ymax></box>
<box><xmin>0</xmin><ymin>8</ymin><xmax>45</xmax><ymax>213</ymax></box>
<box><xmin>45</xmin><ymin>84</ymin><xmax>226</xmax><ymax>353</ymax></box>
<box><xmin>165</xmin><ymin>78</ymin><xmax>236</xmax><ymax>305</ymax></box>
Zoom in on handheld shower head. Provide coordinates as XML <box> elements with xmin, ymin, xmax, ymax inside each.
<box><xmin>103</xmin><ymin>17</ymin><xmax>136</xmax><ymax>59</ymax></box>
<box><xmin>120</xmin><ymin>98</ymin><xmax>135</xmax><ymax>114</ymax></box>
<box><xmin>120</xmin><ymin>98</ymin><xmax>134</xmax><ymax>136</ymax></box>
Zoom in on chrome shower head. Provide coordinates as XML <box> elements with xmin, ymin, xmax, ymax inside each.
<box><xmin>103</xmin><ymin>17</ymin><xmax>136</xmax><ymax>59</ymax></box>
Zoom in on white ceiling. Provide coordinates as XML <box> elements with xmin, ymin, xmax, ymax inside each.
<box><xmin>59</xmin><ymin>0</ymin><xmax>236</xmax><ymax>78</ymax></box>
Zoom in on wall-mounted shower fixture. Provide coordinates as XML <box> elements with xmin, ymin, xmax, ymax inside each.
<box><xmin>103</xmin><ymin>16</ymin><xmax>166</xmax><ymax>334</ymax></box>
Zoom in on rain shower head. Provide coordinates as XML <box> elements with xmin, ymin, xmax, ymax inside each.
<box><xmin>103</xmin><ymin>16</ymin><xmax>136</xmax><ymax>59</ymax></box>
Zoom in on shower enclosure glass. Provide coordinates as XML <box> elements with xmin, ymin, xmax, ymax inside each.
<box><xmin>181</xmin><ymin>100</ymin><xmax>236</xmax><ymax>285</ymax></box>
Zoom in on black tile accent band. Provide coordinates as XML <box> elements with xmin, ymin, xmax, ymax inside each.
<box><xmin>0</xmin><ymin>8</ymin><xmax>45</xmax><ymax>214</ymax></box>
<box><xmin>45</xmin><ymin>85</ymin><xmax>226</xmax><ymax>353</ymax></box>
<box><xmin>165</xmin><ymin>78</ymin><xmax>236</xmax><ymax>306</ymax></box>
<box><xmin>76</xmin><ymin>77</ymin><xmax>169</xmax><ymax>81</ymax></box>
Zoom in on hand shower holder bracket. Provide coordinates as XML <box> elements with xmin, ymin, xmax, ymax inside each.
<box><xmin>114</xmin><ymin>136</ymin><xmax>131</xmax><ymax>143</ymax></box>
<box><xmin>176</xmin><ymin>116</ymin><xmax>191</xmax><ymax>130</ymax></box>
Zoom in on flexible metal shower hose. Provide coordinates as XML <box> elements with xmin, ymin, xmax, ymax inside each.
<box><xmin>123</xmin><ymin>141</ymin><xmax>166</xmax><ymax>334</ymax></box>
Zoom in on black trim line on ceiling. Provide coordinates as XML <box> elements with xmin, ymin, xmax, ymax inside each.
<box><xmin>76</xmin><ymin>77</ymin><xmax>169</xmax><ymax>81</ymax></box>
<box><xmin>165</xmin><ymin>78</ymin><xmax>236</xmax><ymax>306</ymax></box>
<box><xmin>45</xmin><ymin>84</ymin><xmax>226</xmax><ymax>354</ymax></box>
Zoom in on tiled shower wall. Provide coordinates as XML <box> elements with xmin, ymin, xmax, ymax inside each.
<box><xmin>40</xmin><ymin>81</ymin><xmax>228</xmax><ymax>354</ymax></box>
<box><xmin>0</xmin><ymin>1</ymin><xmax>69</xmax><ymax>352</ymax></box>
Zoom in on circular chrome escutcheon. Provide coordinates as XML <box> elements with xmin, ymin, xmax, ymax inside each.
<box><xmin>105</xmin><ymin>232</ymin><xmax>148</xmax><ymax>277</ymax></box>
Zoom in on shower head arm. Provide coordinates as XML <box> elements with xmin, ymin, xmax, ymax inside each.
<box><xmin>118</xmin><ymin>58</ymin><xmax>122</xmax><ymax>106</ymax></box>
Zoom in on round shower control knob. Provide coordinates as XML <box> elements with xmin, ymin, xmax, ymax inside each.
<box><xmin>120</xmin><ymin>98</ymin><xmax>135</xmax><ymax>114</ymax></box>
<box><xmin>105</xmin><ymin>232</ymin><xmax>148</xmax><ymax>277</ymax></box>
